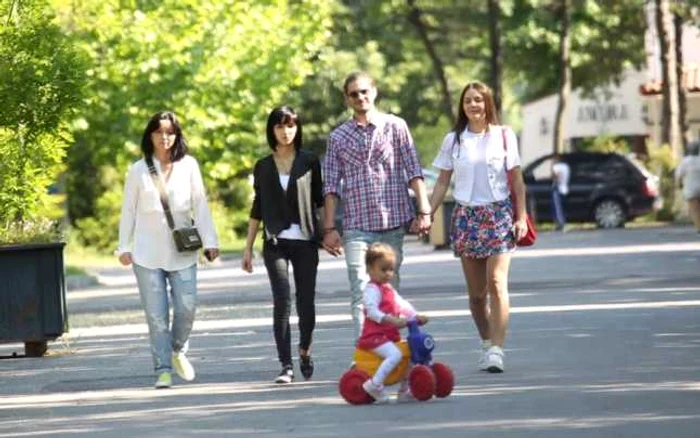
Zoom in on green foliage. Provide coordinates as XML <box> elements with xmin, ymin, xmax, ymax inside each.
<box><xmin>0</xmin><ymin>0</ymin><xmax>86</xmax><ymax>226</ymax></box>
<box><xmin>0</xmin><ymin>217</ymin><xmax>63</xmax><ymax>246</ymax></box>
<box><xmin>51</xmin><ymin>0</ymin><xmax>333</xmax><ymax>249</ymax></box>
<box><xmin>577</xmin><ymin>135</ymin><xmax>630</xmax><ymax>154</ymax></box>
<box><xmin>643</xmin><ymin>142</ymin><xmax>678</xmax><ymax>221</ymax></box>
<box><xmin>507</xmin><ymin>0</ymin><xmax>647</xmax><ymax>101</ymax></box>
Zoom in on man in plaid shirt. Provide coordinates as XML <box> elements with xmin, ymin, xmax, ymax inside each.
<box><xmin>322</xmin><ymin>71</ymin><xmax>432</xmax><ymax>341</ymax></box>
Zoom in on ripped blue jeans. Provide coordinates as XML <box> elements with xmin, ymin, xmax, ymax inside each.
<box><xmin>133</xmin><ymin>263</ymin><xmax>198</xmax><ymax>374</ymax></box>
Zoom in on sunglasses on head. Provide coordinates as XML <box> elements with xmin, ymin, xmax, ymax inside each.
<box><xmin>348</xmin><ymin>89</ymin><xmax>370</xmax><ymax>99</ymax></box>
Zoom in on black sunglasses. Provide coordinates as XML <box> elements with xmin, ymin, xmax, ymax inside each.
<box><xmin>348</xmin><ymin>89</ymin><xmax>370</xmax><ymax>99</ymax></box>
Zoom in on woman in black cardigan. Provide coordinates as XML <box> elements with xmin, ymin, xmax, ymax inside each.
<box><xmin>242</xmin><ymin>106</ymin><xmax>324</xmax><ymax>384</ymax></box>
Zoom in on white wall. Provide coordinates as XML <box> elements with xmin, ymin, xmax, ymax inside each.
<box><xmin>520</xmin><ymin>69</ymin><xmax>648</xmax><ymax>166</ymax></box>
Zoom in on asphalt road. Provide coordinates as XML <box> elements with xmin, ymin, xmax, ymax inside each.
<box><xmin>0</xmin><ymin>225</ymin><xmax>699</xmax><ymax>437</ymax></box>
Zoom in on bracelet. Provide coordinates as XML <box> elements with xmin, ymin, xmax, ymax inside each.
<box><xmin>323</xmin><ymin>227</ymin><xmax>337</xmax><ymax>234</ymax></box>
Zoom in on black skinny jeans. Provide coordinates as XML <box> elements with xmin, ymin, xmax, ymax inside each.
<box><xmin>262</xmin><ymin>238</ymin><xmax>319</xmax><ymax>367</ymax></box>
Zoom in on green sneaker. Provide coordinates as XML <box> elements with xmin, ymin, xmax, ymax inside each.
<box><xmin>155</xmin><ymin>372</ymin><xmax>172</xmax><ymax>389</ymax></box>
<box><xmin>172</xmin><ymin>352</ymin><xmax>195</xmax><ymax>381</ymax></box>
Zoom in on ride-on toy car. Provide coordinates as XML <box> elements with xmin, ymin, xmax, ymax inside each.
<box><xmin>338</xmin><ymin>320</ymin><xmax>454</xmax><ymax>404</ymax></box>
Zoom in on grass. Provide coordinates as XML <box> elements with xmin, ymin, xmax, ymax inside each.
<box><xmin>63</xmin><ymin>235</ymin><xmax>259</xmax><ymax>274</ymax></box>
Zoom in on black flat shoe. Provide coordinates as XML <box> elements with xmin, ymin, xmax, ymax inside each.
<box><xmin>299</xmin><ymin>355</ymin><xmax>314</xmax><ymax>380</ymax></box>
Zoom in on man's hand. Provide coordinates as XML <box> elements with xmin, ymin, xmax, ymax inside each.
<box><xmin>322</xmin><ymin>229</ymin><xmax>343</xmax><ymax>257</ymax></box>
<box><xmin>118</xmin><ymin>252</ymin><xmax>133</xmax><ymax>266</ymax></box>
<box><xmin>415</xmin><ymin>213</ymin><xmax>432</xmax><ymax>236</ymax></box>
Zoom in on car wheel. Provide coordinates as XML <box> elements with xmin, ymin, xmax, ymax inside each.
<box><xmin>594</xmin><ymin>199</ymin><xmax>625</xmax><ymax>229</ymax></box>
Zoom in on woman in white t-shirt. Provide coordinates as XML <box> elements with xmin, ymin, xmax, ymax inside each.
<box><xmin>118</xmin><ymin>111</ymin><xmax>219</xmax><ymax>389</ymax></box>
<box><xmin>429</xmin><ymin>81</ymin><xmax>528</xmax><ymax>374</ymax></box>
<box><xmin>676</xmin><ymin>141</ymin><xmax>700</xmax><ymax>232</ymax></box>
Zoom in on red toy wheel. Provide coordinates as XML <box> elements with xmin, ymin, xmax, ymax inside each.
<box><xmin>432</xmin><ymin>362</ymin><xmax>454</xmax><ymax>398</ymax></box>
<box><xmin>408</xmin><ymin>364</ymin><xmax>436</xmax><ymax>401</ymax></box>
<box><xmin>338</xmin><ymin>369</ymin><xmax>374</xmax><ymax>405</ymax></box>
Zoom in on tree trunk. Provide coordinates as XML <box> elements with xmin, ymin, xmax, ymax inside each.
<box><xmin>487</xmin><ymin>0</ymin><xmax>504</xmax><ymax>119</ymax></box>
<box><xmin>674</xmin><ymin>9</ymin><xmax>689</xmax><ymax>154</ymax></box>
<box><xmin>655</xmin><ymin>0</ymin><xmax>681</xmax><ymax>158</ymax></box>
<box><xmin>407</xmin><ymin>0</ymin><xmax>454</xmax><ymax>124</ymax></box>
<box><xmin>552</xmin><ymin>0</ymin><xmax>571</xmax><ymax>155</ymax></box>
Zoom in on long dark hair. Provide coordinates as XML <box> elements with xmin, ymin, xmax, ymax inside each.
<box><xmin>266</xmin><ymin>105</ymin><xmax>303</xmax><ymax>151</ymax></box>
<box><xmin>140</xmin><ymin>111</ymin><xmax>188</xmax><ymax>162</ymax></box>
<box><xmin>453</xmin><ymin>81</ymin><xmax>499</xmax><ymax>146</ymax></box>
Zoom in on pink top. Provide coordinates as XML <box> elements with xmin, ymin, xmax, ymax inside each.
<box><xmin>356</xmin><ymin>281</ymin><xmax>416</xmax><ymax>350</ymax></box>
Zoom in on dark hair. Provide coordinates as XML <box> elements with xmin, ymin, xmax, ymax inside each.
<box><xmin>453</xmin><ymin>81</ymin><xmax>499</xmax><ymax>145</ymax></box>
<box><xmin>343</xmin><ymin>71</ymin><xmax>375</xmax><ymax>94</ymax></box>
<box><xmin>140</xmin><ymin>111</ymin><xmax>188</xmax><ymax>162</ymax></box>
<box><xmin>266</xmin><ymin>106</ymin><xmax>302</xmax><ymax>151</ymax></box>
<box><xmin>365</xmin><ymin>242</ymin><xmax>396</xmax><ymax>268</ymax></box>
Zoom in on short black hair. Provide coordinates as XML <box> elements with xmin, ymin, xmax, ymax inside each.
<box><xmin>343</xmin><ymin>71</ymin><xmax>375</xmax><ymax>94</ymax></box>
<box><xmin>266</xmin><ymin>105</ymin><xmax>302</xmax><ymax>151</ymax></box>
<box><xmin>140</xmin><ymin>111</ymin><xmax>188</xmax><ymax>162</ymax></box>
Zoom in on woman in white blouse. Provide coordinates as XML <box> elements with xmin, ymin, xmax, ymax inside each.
<box><xmin>429</xmin><ymin>81</ymin><xmax>527</xmax><ymax>374</ymax></box>
<box><xmin>118</xmin><ymin>111</ymin><xmax>219</xmax><ymax>389</ymax></box>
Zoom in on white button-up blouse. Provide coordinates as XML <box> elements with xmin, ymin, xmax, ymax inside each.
<box><xmin>118</xmin><ymin>155</ymin><xmax>218</xmax><ymax>271</ymax></box>
<box><xmin>432</xmin><ymin>125</ymin><xmax>521</xmax><ymax>206</ymax></box>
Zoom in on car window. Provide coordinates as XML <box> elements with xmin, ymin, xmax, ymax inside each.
<box><xmin>529</xmin><ymin>157</ymin><xmax>554</xmax><ymax>181</ymax></box>
<box><xmin>570</xmin><ymin>156</ymin><xmax>607</xmax><ymax>182</ymax></box>
<box><xmin>599</xmin><ymin>156</ymin><xmax>633</xmax><ymax>178</ymax></box>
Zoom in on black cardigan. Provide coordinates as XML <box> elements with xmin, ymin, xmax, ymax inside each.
<box><xmin>249</xmin><ymin>150</ymin><xmax>324</xmax><ymax>242</ymax></box>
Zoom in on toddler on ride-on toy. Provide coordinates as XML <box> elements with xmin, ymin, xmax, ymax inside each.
<box><xmin>338</xmin><ymin>243</ymin><xmax>454</xmax><ymax>404</ymax></box>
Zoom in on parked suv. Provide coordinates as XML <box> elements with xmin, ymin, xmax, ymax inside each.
<box><xmin>523</xmin><ymin>152</ymin><xmax>661</xmax><ymax>228</ymax></box>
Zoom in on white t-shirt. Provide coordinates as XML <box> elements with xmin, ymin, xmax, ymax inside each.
<box><xmin>276</xmin><ymin>174</ymin><xmax>307</xmax><ymax>240</ymax></box>
<box><xmin>118</xmin><ymin>155</ymin><xmax>218</xmax><ymax>271</ymax></box>
<box><xmin>552</xmin><ymin>162</ymin><xmax>570</xmax><ymax>195</ymax></box>
<box><xmin>432</xmin><ymin>125</ymin><xmax>521</xmax><ymax>206</ymax></box>
<box><xmin>676</xmin><ymin>155</ymin><xmax>700</xmax><ymax>200</ymax></box>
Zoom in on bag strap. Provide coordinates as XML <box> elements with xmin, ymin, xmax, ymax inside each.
<box><xmin>145</xmin><ymin>156</ymin><xmax>176</xmax><ymax>230</ymax></box>
<box><xmin>502</xmin><ymin>127</ymin><xmax>513</xmax><ymax>190</ymax></box>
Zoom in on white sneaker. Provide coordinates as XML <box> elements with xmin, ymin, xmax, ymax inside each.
<box><xmin>154</xmin><ymin>372</ymin><xmax>172</xmax><ymax>389</ymax></box>
<box><xmin>484</xmin><ymin>346</ymin><xmax>505</xmax><ymax>373</ymax></box>
<box><xmin>274</xmin><ymin>366</ymin><xmax>294</xmax><ymax>384</ymax></box>
<box><xmin>397</xmin><ymin>388</ymin><xmax>416</xmax><ymax>403</ymax></box>
<box><xmin>478</xmin><ymin>340</ymin><xmax>492</xmax><ymax>371</ymax></box>
<box><xmin>172</xmin><ymin>351</ymin><xmax>195</xmax><ymax>381</ymax></box>
<box><xmin>362</xmin><ymin>379</ymin><xmax>390</xmax><ymax>404</ymax></box>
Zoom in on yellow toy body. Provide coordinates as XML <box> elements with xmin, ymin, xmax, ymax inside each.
<box><xmin>352</xmin><ymin>340</ymin><xmax>411</xmax><ymax>385</ymax></box>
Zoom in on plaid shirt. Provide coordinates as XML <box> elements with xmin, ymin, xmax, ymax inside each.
<box><xmin>323</xmin><ymin>112</ymin><xmax>423</xmax><ymax>231</ymax></box>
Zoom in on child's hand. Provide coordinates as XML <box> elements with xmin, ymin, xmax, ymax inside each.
<box><xmin>416</xmin><ymin>314</ymin><xmax>429</xmax><ymax>325</ymax></box>
<box><xmin>384</xmin><ymin>316</ymin><xmax>407</xmax><ymax>328</ymax></box>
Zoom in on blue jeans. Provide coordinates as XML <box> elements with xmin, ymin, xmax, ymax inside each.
<box><xmin>343</xmin><ymin>227</ymin><xmax>405</xmax><ymax>341</ymax></box>
<box><xmin>551</xmin><ymin>189</ymin><xmax>566</xmax><ymax>229</ymax></box>
<box><xmin>133</xmin><ymin>263</ymin><xmax>198</xmax><ymax>373</ymax></box>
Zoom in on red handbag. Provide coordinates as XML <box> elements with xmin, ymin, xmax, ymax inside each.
<box><xmin>502</xmin><ymin>129</ymin><xmax>537</xmax><ymax>246</ymax></box>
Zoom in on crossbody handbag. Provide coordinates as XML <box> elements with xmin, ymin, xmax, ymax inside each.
<box><xmin>502</xmin><ymin>128</ymin><xmax>537</xmax><ymax>247</ymax></box>
<box><xmin>145</xmin><ymin>157</ymin><xmax>204</xmax><ymax>252</ymax></box>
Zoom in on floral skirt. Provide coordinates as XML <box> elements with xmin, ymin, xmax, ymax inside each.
<box><xmin>450</xmin><ymin>198</ymin><xmax>516</xmax><ymax>259</ymax></box>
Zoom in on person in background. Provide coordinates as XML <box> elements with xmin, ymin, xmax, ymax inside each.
<box><xmin>676</xmin><ymin>140</ymin><xmax>700</xmax><ymax>233</ymax></box>
<box><xmin>118</xmin><ymin>111</ymin><xmax>219</xmax><ymax>389</ymax></box>
<box><xmin>428</xmin><ymin>81</ymin><xmax>527</xmax><ymax>373</ymax></box>
<box><xmin>551</xmin><ymin>154</ymin><xmax>570</xmax><ymax>231</ymax></box>
<box><xmin>322</xmin><ymin>71</ymin><xmax>432</xmax><ymax>343</ymax></box>
<box><xmin>242</xmin><ymin>106</ymin><xmax>323</xmax><ymax>384</ymax></box>
<box><xmin>357</xmin><ymin>243</ymin><xmax>429</xmax><ymax>403</ymax></box>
